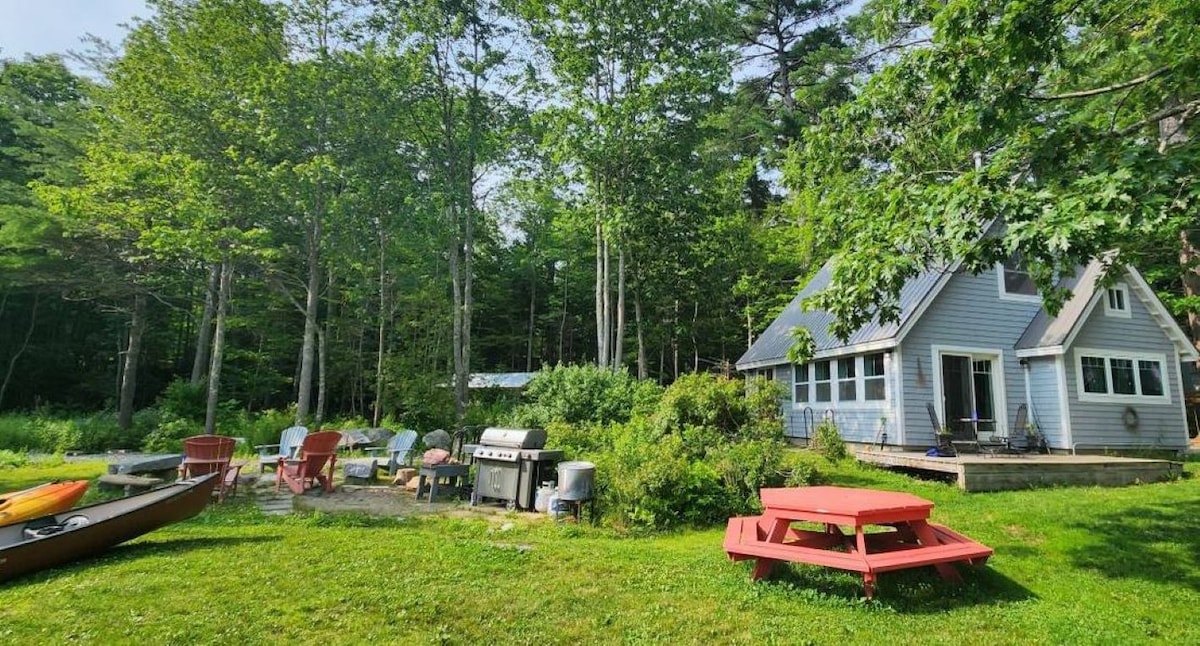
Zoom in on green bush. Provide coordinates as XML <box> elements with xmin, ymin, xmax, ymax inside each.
<box><xmin>157</xmin><ymin>378</ymin><xmax>208</xmax><ymax>422</ymax></box>
<box><xmin>602</xmin><ymin>422</ymin><xmax>730</xmax><ymax>530</ymax></box>
<box><xmin>0</xmin><ymin>414</ymin><xmax>40</xmax><ymax>451</ymax></box>
<box><xmin>507</xmin><ymin>364</ymin><xmax>661</xmax><ymax>428</ymax></box>
<box><xmin>34</xmin><ymin>419</ymin><xmax>82</xmax><ymax>454</ymax></box>
<box><xmin>142</xmin><ymin>417</ymin><xmax>205</xmax><ymax>453</ymax></box>
<box><xmin>0</xmin><ymin>449</ymin><xmax>28</xmax><ymax>468</ymax></box>
<box><xmin>813</xmin><ymin>420</ymin><xmax>848</xmax><ymax>461</ymax></box>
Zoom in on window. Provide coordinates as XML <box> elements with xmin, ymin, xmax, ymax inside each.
<box><xmin>838</xmin><ymin>358</ymin><xmax>856</xmax><ymax>401</ymax></box>
<box><xmin>793</xmin><ymin>364</ymin><xmax>809</xmax><ymax>403</ymax></box>
<box><xmin>999</xmin><ymin>254</ymin><xmax>1039</xmax><ymax>300</ymax></box>
<box><xmin>1081</xmin><ymin>356</ymin><xmax>1107</xmax><ymax>394</ymax></box>
<box><xmin>1104</xmin><ymin>285</ymin><xmax>1130</xmax><ymax>318</ymax></box>
<box><xmin>814</xmin><ymin>361</ymin><xmax>832</xmax><ymax>402</ymax></box>
<box><xmin>1076</xmin><ymin>350</ymin><xmax>1170</xmax><ymax>402</ymax></box>
<box><xmin>863</xmin><ymin>353</ymin><xmax>886</xmax><ymax>400</ymax></box>
<box><xmin>761</xmin><ymin>367</ymin><xmax>775</xmax><ymax>382</ymax></box>
<box><xmin>1138</xmin><ymin>360</ymin><xmax>1164</xmax><ymax>396</ymax></box>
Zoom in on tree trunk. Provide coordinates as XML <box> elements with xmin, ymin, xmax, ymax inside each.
<box><xmin>316</xmin><ymin>324</ymin><xmax>327</xmax><ymax>428</ymax></box>
<box><xmin>205</xmin><ymin>259</ymin><xmax>233</xmax><ymax>434</ymax></box>
<box><xmin>526</xmin><ymin>269</ymin><xmax>537</xmax><ymax>372</ymax></box>
<box><xmin>595</xmin><ymin>219</ymin><xmax>605</xmax><ymax>366</ymax></box>
<box><xmin>190</xmin><ymin>263</ymin><xmax>219</xmax><ymax>385</ymax></box>
<box><xmin>0</xmin><ymin>294</ymin><xmax>38</xmax><ymax>410</ymax></box>
<box><xmin>295</xmin><ymin>218</ymin><xmax>322</xmax><ymax>425</ymax></box>
<box><xmin>462</xmin><ymin>198</ymin><xmax>475</xmax><ymax>427</ymax></box>
<box><xmin>373</xmin><ymin>223</ymin><xmax>388</xmax><ymax>427</ymax></box>
<box><xmin>117</xmin><ymin>292</ymin><xmax>146</xmax><ymax>432</ymax></box>
<box><xmin>614</xmin><ymin>244</ymin><xmax>625</xmax><ymax>370</ymax></box>
<box><xmin>450</xmin><ymin>206</ymin><xmax>467</xmax><ymax>425</ymax></box>
<box><xmin>1158</xmin><ymin>102</ymin><xmax>1200</xmax><ymax>360</ymax></box>
<box><xmin>634</xmin><ymin>287</ymin><xmax>647</xmax><ymax>380</ymax></box>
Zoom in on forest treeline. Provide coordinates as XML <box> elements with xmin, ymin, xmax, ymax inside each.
<box><xmin>1</xmin><ymin>0</ymin><xmax>1195</xmax><ymax>433</ymax></box>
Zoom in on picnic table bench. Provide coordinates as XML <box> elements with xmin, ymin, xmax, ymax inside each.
<box><xmin>723</xmin><ymin>486</ymin><xmax>992</xmax><ymax>599</ymax></box>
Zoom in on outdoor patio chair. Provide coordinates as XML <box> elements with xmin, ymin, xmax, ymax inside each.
<box><xmin>256</xmin><ymin>425</ymin><xmax>308</xmax><ymax>473</ymax></box>
<box><xmin>277</xmin><ymin>430</ymin><xmax>341</xmax><ymax>495</ymax></box>
<box><xmin>363</xmin><ymin>429</ymin><xmax>417</xmax><ymax>476</ymax></box>
<box><xmin>177</xmin><ymin>434</ymin><xmax>243</xmax><ymax>502</ymax></box>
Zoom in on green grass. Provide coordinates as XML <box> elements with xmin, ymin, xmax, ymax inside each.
<box><xmin>2</xmin><ymin>455</ymin><xmax>1199</xmax><ymax>644</ymax></box>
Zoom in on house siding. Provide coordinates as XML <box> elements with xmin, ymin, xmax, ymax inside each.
<box><xmin>1025</xmin><ymin>357</ymin><xmax>1064</xmax><ymax>447</ymax></box>
<box><xmin>1063</xmin><ymin>294</ymin><xmax>1187</xmax><ymax>450</ymax></box>
<box><xmin>899</xmin><ymin>267</ymin><xmax>1044</xmax><ymax>448</ymax></box>
<box><xmin>780</xmin><ymin>354</ymin><xmax>894</xmax><ymax>443</ymax></box>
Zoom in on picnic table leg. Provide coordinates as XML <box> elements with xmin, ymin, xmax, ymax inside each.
<box><xmin>909</xmin><ymin>521</ymin><xmax>962</xmax><ymax>582</ymax></box>
<box><xmin>750</xmin><ymin>516</ymin><xmax>793</xmax><ymax>580</ymax></box>
<box><xmin>862</xmin><ymin>572</ymin><xmax>876</xmax><ymax>600</ymax></box>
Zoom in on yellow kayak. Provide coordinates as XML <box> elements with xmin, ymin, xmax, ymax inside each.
<box><xmin>0</xmin><ymin>481</ymin><xmax>90</xmax><ymax>527</ymax></box>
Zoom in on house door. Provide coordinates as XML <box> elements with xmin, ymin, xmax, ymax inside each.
<box><xmin>940</xmin><ymin>354</ymin><xmax>997</xmax><ymax>437</ymax></box>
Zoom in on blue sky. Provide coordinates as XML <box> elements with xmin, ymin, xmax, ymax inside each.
<box><xmin>0</xmin><ymin>0</ymin><xmax>149</xmax><ymax>61</ymax></box>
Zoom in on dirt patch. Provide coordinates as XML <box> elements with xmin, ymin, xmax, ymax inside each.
<box><xmin>285</xmin><ymin>483</ymin><xmax>550</xmax><ymax>526</ymax></box>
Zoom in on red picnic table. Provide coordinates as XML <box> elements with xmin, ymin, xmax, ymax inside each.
<box><xmin>723</xmin><ymin>486</ymin><xmax>992</xmax><ymax>599</ymax></box>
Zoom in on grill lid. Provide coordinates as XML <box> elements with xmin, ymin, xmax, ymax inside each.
<box><xmin>478</xmin><ymin>427</ymin><xmax>547</xmax><ymax>449</ymax></box>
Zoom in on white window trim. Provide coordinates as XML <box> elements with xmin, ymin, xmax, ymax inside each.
<box><xmin>792</xmin><ymin>363</ymin><xmax>809</xmax><ymax>406</ymax></box>
<box><xmin>1103</xmin><ymin>283</ymin><xmax>1131</xmax><ymax>319</ymax></box>
<box><xmin>930</xmin><ymin>345</ymin><xmax>1009</xmax><ymax>435</ymax></box>
<box><xmin>1073</xmin><ymin>347</ymin><xmax>1171</xmax><ymax>404</ymax></box>
<box><xmin>792</xmin><ymin>353</ymin><xmax>890</xmax><ymax>409</ymax></box>
<box><xmin>995</xmin><ymin>262</ymin><xmax>1042</xmax><ymax>303</ymax></box>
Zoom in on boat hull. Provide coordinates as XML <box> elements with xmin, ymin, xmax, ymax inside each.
<box><xmin>0</xmin><ymin>481</ymin><xmax>90</xmax><ymax>527</ymax></box>
<box><xmin>0</xmin><ymin>472</ymin><xmax>219</xmax><ymax>582</ymax></box>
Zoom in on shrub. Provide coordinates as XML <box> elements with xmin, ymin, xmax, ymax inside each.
<box><xmin>0</xmin><ymin>414</ymin><xmax>40</xmax><ymax>451</ymax></box>
<box><xmin>602</xmin><ymin>422</ymin><xmax>730</xmax><ymax>530</ymax></box>
<box><xmin>0</xmin><ymin>449</ymin><xmax>28</xmax><ymax>468</ymax></box>
<box><xmin>508</xmin><ymin>364</ymin><xmax>661</xmax><ymax>428</ymax></box>
<box><xmin>813</xmin><ymin>421</ymin><xmax>848</xmax><ymax>461</ymax></box>
<box><xmin>157</xmin><ymin>379</ymin><xmax>208</xmax><ymax>422</ymax></box>
<box><xmin>707</xmin><ymin>437</ymin><xmax>789</xmax><ymax>513</ymax></box>
<box><xmin>34</xmin><ymin>419</ymin><xmax>82</xmax><ymax>454</ymax></box>
<box><xmin>142</xmin><ymin>417</ymin><xmax>204</xmax><ymax>453</ymax></box>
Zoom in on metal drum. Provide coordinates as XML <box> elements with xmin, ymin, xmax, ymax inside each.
<box><xmin>556</xmin><ymin>461</ymin><xmax>595</xmax><ymax>502</ymax></box>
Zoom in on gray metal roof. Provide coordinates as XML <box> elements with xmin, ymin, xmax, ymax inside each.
<box><xmin>736</xmin><ymin>260</ymin><xmax>950</xmax><ymax>369</ymax></box>
<box><xmin>467</xmin><ymin>372</ymin><xmax>537</xmax><ymax>389</ymax></box>
<box><xmin>1014</xmin><ymin>262</ymin><xmax>1096</xmax><ymax>351</ymax></box>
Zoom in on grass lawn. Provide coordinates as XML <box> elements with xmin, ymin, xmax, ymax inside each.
<box><xmin>1</xmin><ymin>454</ymin><xmax>1198</xmax><ymax>644</ymax></box>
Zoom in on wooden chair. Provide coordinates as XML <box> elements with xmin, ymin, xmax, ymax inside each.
<box><xmin>363</xmin><ymin>429</ymin><xmax>417</xmax><ymax>476</ymax></box>
<box><xmin>256</xmin><ymin>425</ymin><xmax>308</xmax><ymax>473</ymax></box>
<box><xmin>277</xmin><ymin>430</ymin><xmax>341</xmax><ymax>495</ymax></box>
<box><xmin>178</xmin><ymin>434</ymin><xmax>242</xmax><ymax>502</ymax></box>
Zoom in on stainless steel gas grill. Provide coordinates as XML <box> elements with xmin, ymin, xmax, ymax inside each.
<box><xmin>471</xmin><ymin>428</ymin><xmax>562</xmax><ymax>510</ymax></box>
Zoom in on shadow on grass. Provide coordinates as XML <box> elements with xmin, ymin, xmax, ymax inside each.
<box><xmin>1066</xmin><ymin>499</ymin><xmax>1200</xmax><ymax>591</ymax></box>
<box><xmin>7</xmin><ymin>535</ymin><xmax>280</xmax><ymax>587</ymax></box>
<box><xmin>760</xmin><ymin>560</ymin><xmax>1035</xmax><ymax>612</ymax></box>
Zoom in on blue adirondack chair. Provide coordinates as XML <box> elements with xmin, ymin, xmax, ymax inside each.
<box><xmin>256</xmin><ymin>425</ymin><xmax>308</xmax><ymax>473</ymax></box>
<box><xmin>364</xmin><ymin>429</ymin><xmax>417</xmax><ymax>475</ymax></box>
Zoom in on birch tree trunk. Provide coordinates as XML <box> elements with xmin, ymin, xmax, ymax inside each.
<box><xmin>205</xmin><ymin>259</ymin><xmax>233</xmax><ymax>434</ymax></box>
<box><xmin>450</xmin><ymin>206</ymin><xmax>467</xmax><ymax>424</ymax></box>
<box><xmin>595</xmin><ymin>219</ymin><xmax>605</xmax><ymax>367</ymax></box>
<box><xmin>117</xmin><ymin>292</ymin><xmax>146</xmax><ymax>432</ymax></box>
<box><xmin>373</xmin><ymin>223</ymin><xmax>388</xmax><ymax>427</ymax></box>
<box><xmin>614</xmin><ymin>244</ymin><xmax>625</xmax><ymax>370</ymax></box>
<box><xmin>634</xmin><ymin>288</ymin><xmax>647</xmax><ymax>380</ymax></box>
<box><xmin>295</xmin><ymin>217</ymin><xmax>321</xmax><ymax>425</ymax></box>
<box><xmin>190</xmin><ymin>263</ymin><xmax>219</xmax><ymax>385</ymax></box>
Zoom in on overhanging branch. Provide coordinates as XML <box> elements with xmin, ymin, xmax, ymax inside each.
<box><xmin>1026</xmin><ymin>66</ymin><xmax>1170</xmax><ymax>101</ymax></box>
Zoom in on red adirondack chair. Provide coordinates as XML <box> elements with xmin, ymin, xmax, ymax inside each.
<box><xmin>178</xmin><ymin>434</ymin><xmax>244</xmax><ymax>502</ymax></box>
<box><xmin>276</xmin><ymin>430</ymin><xmax>341</xmax><ymax>495</ymax></box>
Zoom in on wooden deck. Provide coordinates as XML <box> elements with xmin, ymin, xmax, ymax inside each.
<box><xmin>853</xmin><ymin>450</ymin><xmax>1183</xmax><ymax>492</ymax></box>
